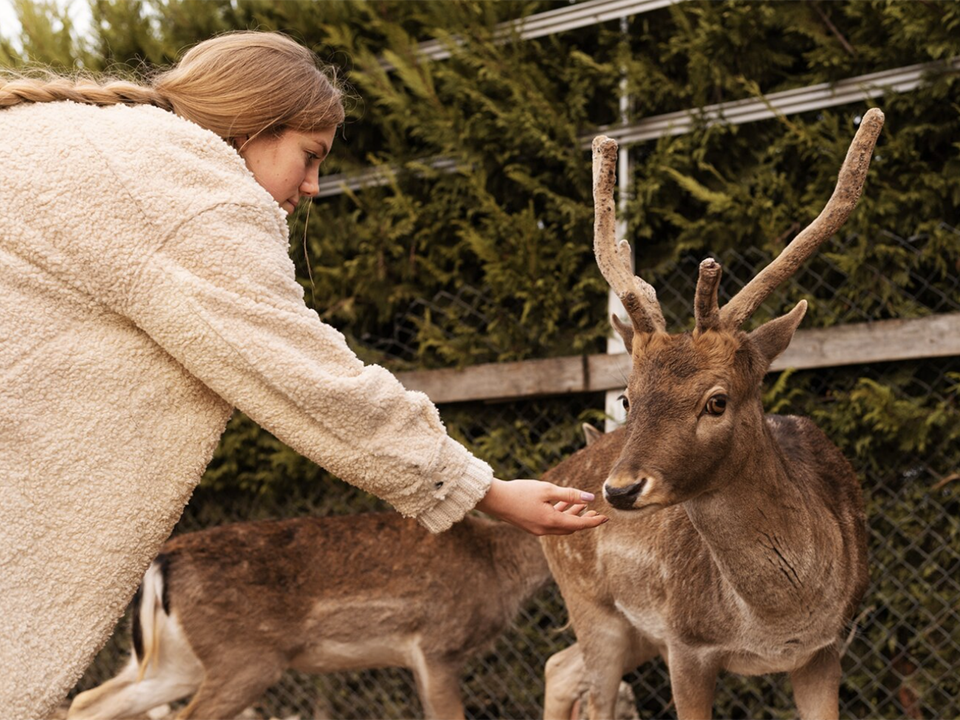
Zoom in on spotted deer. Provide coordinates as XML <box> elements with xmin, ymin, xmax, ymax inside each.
<box><xmin>541</xmin><ymin>109</ymin><xmax>882</xmax><ymax>720</ymax></box>
<box><xmin>68</xmin><ymin>512</ymin><xmax>553</xmax><ymax>720</ymax></box>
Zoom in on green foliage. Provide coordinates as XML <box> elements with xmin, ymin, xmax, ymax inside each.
<box><xmin>851</xmin><ymin>474</ymin><xmax>960</xmax><ymax>717</ymax></box>
<box><xmin>4</xmin><ymin>0</ymin><xmax>89</xmax><ymax>68</ymax></box>
<box><xmin>89</xmin><ymin>0</ymin><xmax>168</xmax><ymax>68</ymax></box>
<box><xmin>443</xmin><ymin>395</ymin><xmax>607</xmax><ymax>480</ymax></box>
<box><xmin>6</xmin><ymin>0</ymin><xmax>955</xmax><ymax>361</ymax></box>
<box><xmin>196</xmin><ymin>411</ymin><xmax>390</xmax><ymax>516</ymax></box>
<box><xmin>762</xmin><ymin>362</ymin><xmax>960</xmax><ymax>481</ymax></box>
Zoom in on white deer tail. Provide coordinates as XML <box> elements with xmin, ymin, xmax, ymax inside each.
<box><xmin>133</xmin><ymin>558</ymin><xmax>167</xmax><ymax>682</ymax></box>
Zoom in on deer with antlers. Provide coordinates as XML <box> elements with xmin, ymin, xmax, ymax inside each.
<box><xmin>541</xmin><ymin>109</ymin><xmax>883</xmax><ymax>720</ymax></box>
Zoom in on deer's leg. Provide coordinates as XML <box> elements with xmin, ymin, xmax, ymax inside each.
<box><xmin>665</xmin><ymin>648</ymin><xmax>718</xmax><ymax>720</ymax></box>
<box><xmin>68</xmin><ymin>652</ymin><xmax>201</xmax><ymax>719</ymax></box>
<box><xmin>789</xmin><ymin>646</ymin><xmax>841</xmax><ymax>720</ymax></box>
<box><xmin>576</xmin><ymin>615</ymin><xmax>643</xmax><ymax>720</ymax></box>
<box><xmin>176</xmin><ymin>656</ymin><xmax>283</xmax><ymax>720</ymax></box>
<box><xmin>543</xmin><ymin>642</ymin><xmax>588</xmax><ymax>720</ymax></box>
<box><xmin>411</xmin><ymin>658</ymin><xmax>464</xmax><ymax>720</ymax></box>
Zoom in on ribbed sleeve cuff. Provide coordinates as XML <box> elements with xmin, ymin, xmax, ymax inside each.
<box><xmin>416</xmin><ymin>452</ymin><xmax>493</xmax><ymax>534</ymax></box>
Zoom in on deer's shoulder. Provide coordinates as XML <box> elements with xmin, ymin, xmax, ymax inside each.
<box><xmin>765</xmin><ymin>414</ymin><xmax>863</xmax><ymax>506</ymax></box>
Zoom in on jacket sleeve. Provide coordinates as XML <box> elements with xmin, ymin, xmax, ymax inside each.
<box><xmin>115</xmin><ymin>201</ymin><xmax>492</xmax><ymax>532</ymax></box>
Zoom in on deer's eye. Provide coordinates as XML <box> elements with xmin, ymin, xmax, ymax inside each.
<box><xmin>704</xmin><ymin>394</ymin><xmax>727</xmax><ymax>416</ymax></box>
<box><xmin>618</xmin><ymin>394</ymin><xmax>630</xmax><ymax>411</ymax></box>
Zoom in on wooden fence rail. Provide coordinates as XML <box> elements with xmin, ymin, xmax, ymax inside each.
<box><xmin>395</xmin><ymin>313</ymin><xmax>960</xmax><ymax>404</ymax></box>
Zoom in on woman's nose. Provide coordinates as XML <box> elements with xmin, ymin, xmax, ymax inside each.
<box><xmin>300</xmin><ymin>171</ymin><xmax>320</xmax><ymax>198</ymax></box>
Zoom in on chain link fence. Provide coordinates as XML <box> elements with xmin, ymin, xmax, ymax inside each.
<box><xmin>68</xmin><ymin>228</ymin><xmax>959</xmax><ymax>719</ymax></box>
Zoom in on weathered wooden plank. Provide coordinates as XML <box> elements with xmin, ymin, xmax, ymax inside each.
<box><xmin>396</xmin><ymin>355</ymin><xmax>586</xmax><ymax>405</ymax></box>
<box><xmin>769</xmin><ymin>313</ymin><xmax>960</xmax><ymax>371</ymax></box>
<box><xmin>395</xmin><ymin>313</ymin><xmax>960</xmax><ymax>404</ymax></box>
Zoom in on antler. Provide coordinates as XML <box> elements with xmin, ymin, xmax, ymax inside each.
<box><xmin>593</xmin><ymin>136</ymin><xmax>665</xmax><ymax>334</ymax></box>
<box><xmin>720</xmin><ymin>108</ymin><xmax>885</xmax><ymax>329</ymax></box>
<box><xmin>694</xmin><ymin>257</ymin><xmax>722</xmax><ymax>333</ymax></box>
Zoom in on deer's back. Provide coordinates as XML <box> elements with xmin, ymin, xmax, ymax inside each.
<box><xmin>157</xmin><ymin>513</ymin><xmax>539</xmax><ymax>664</ymax></box>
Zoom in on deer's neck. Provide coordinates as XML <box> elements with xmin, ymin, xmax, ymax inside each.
<box><xmin>682</xmin><ymin>421</ymin><xmax>841</xmax><ymax>621</ymax></box>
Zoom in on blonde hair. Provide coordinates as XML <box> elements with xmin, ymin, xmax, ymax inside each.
<box><xmin>0</xmin><ymin>32</ymin><xmax>345</xmax><ymax>140</ymax></box>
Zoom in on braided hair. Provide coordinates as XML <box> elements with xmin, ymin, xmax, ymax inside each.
<box><xmin>1</xmin><ymin>31</ymin><xmax>345</xmax><ymax>141</ymax></box>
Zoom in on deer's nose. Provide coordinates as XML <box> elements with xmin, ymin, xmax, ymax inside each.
<box><xmin>603</xmin><ymin>478</ymin><xmax>648</xmax><ymax>510</ymax></box>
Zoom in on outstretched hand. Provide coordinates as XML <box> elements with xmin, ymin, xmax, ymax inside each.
<box><xmin>475</xmin><ymin>478</ymin><xmax>609</xmax><ymax>536</ymax></box>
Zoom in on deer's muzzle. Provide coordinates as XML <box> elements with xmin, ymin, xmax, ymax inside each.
<box><xmin>604</xmin><ymin>476</ymin><xmax>649</xmax><ymax>510</ymax></box>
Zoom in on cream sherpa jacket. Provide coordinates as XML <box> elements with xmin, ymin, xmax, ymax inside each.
<box><xmin>0</xmin><ymin>101</ymin><xmax>493</xmax><ymax>718</ymax></box>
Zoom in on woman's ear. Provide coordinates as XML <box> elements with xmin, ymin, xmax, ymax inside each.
<box><xmin>230</xmin><ymin>135</ymin><xmax>249</xmax><ymax>152</ymax></box>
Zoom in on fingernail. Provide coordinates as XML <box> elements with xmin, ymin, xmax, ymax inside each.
<box><xmin>580</xmin><ymin>491</ymin><xmax>595</xmax><ymax>502</ymax></box>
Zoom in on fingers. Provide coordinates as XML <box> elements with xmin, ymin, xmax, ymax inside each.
<box><xmin>558</xmin><ymin>505</ymin><xmax>600</xmax><ymax>518</ymax></box>
<box><xmin>543</xmin><ymin>481</ymin><xmax>596</xmax><ymax>506</ymax></box>
<box><xmin>541</xmin><ymin>482</ymin><xmax>607</xmax><ymax>533</ymax></box>
<box><xmin>542</xmin><ymin>510</ymin><xmax>608</xmax><ymax>535</ymax></box>
<box><xmin>545</xmin><ymin>496</ymin><xmax>608</xmax><ymax>535</ymax></box>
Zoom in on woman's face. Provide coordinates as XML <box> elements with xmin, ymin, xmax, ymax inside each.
<box><xmin>238</xmin><ymin>127</ymin><xmax>336</xmax><ymax>215</ymax></box>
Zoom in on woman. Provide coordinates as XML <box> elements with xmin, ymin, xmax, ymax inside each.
<box><xmin>0</xmin><ymin>32</ymin><xmax>606</xmax><ymax>717</ymax></box>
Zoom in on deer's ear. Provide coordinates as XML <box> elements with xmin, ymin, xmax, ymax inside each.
<box><xmin>582</xmin><ymin>422</ymin><xmax>604</xmax><ymax>446</ymax></box>
<box><xmin>748</xmin><ymin>300</ymin><xmax>807</xmax><ymax>367</ymax></box>
<box><xmin>612</xmin><ymin>314</ymin><xmax>634</xmax><ymax>352</ymax></box>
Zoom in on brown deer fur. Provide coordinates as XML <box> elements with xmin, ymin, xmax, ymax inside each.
<box><xmin>68</xmin><ymin>513</ymin><xmax>551</xmax><ymax>720</ymax></box>
<box><xmin>541</xmin><ymin>111</ymin><xmax>882</xmax><ymax>720</ymax></box>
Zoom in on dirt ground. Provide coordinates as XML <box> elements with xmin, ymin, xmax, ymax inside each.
<box><xmin>50</xmin><ymin>703</ymin><xmax>296</xmax><ymax>720</ymax></box>
<box><xmin>52</xmin><ymin>682</ymin><xmax>637</xmax><ymax>719</ymax></box>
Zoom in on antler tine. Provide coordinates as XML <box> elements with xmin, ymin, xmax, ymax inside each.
<box><xmin>720</xmin><ymin>108</ymin><xmax>885</xmax><ymax>330</ymax></box>
<box><xmin>592</xmin><ymin>136</ymin><xmax>665</xmax><ymax>335</ymax></box>
<box><xmin>694</xmin><ymin>258</ymin><xmax>722</xmax><ymax>333</ymax></box>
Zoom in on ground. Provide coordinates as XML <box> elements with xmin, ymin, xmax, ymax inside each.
<box><xmin>50</xmin><ymin>702</ymin><xmax>298</xmax><ymax>720</ymax></box>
